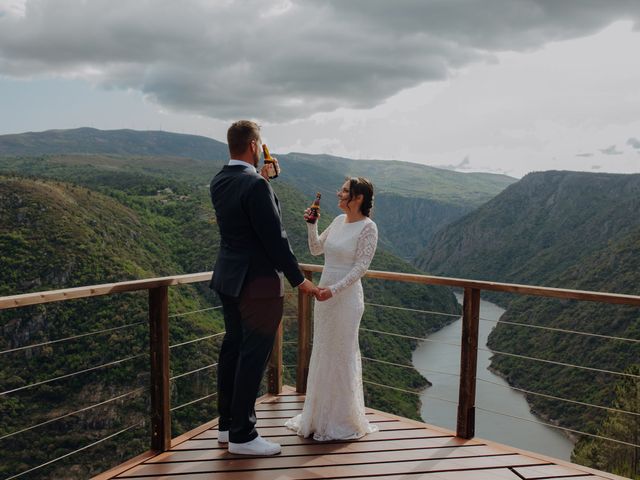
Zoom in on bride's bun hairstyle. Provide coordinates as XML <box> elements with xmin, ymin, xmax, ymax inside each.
<box><xmin>347</xmin><ymin>177</ymin><xmax>374</xmax><ymax>217</ymax></box>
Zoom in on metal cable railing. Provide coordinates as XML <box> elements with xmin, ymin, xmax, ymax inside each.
<box><xmin>0</xmin><ymin>353</ymin><xmax>145</xmax><ymax>396</ymax></box>
<box><xmin>0</xmin><ymin>387</ymin><xmax>146</xmax><ymax>442</ymax></box>
<box><xmin>0</xmin><ymin>320</ymin><xmax>146</xmax><ymax>355</ymax></box>
<box><xmin>169</xmin><ymin>331</ymin><xmax>225</xmax><ymax>349</ymax></box>
<box><xmin>171</xmin><ymin>392</ymin><xmax>218</xmax><ymax>412</ymax></box>
<box><xmin>475</xmin><ymin>406</ymin><xmax>640</xmax><ymax>448</ymax></box>
<box><xmin>363</xmin><ymin>379</ymin><xmax>457</xmax><ymax>405</ymax></box>
<box><xmin>365</xmin><ymin>302</ymin><xmax>461</xmax><ymax>318</ymax></box>
<box><xmin>360</xmin><ymin>327</ymin><xmax>462</xmax><ymax>348</ymax></box>
<box><xmin>360</xmin><ymin>326</ymin><xmax>639</xmax><ymax>379</ymax></box>
<box><xmin>478</xmin><ymin>315</ymin><xmax>640</xmax><ymax>344</ymax></box>
<box><xmin>476</xmin><ymin>376</ymin><xmax>640</xmax><ymax>417</ymax></box>
<box><xmin>5</xmin><ymin>421</ymin><xmax>144</xmax><ymax>480</ymax></box>
<box><xmin>2</xmin><ymin>268</ymin><xmax>639</xmax><ymax>477</ymax></box>
<box><xmin>481</xmin><ymin>346</ymin><xmax>640</xmax><ymax>379</ymax></box>
<box><xmin>169</xmin><ymin>305</ymin><xmax>222</xmax><ymax>318</ymax></box>
<box><xmin>169</xmin><ymin>362</ymin><xmax>218</xmax><ymax>381</ymax></box>
<box><xmin>358</xmin><ymin>298</ymin><xmax>639</xmax><ymax>452</ymax></box>
<box><xmin>362</xmin><ymin>356</ymin><xmax>460</xmax><ymax>378</ymax></box>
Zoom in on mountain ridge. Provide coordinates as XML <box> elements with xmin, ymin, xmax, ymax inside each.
<box><xmin>0</xmin><ymin>127</ymin><xmax>516</xmax><ymax>260</ymax></box>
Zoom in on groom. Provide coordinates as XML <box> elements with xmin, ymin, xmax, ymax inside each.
<box><xmin>210</xmin><ymin>120</ymin><xmax>317</xmax><ymax>455</ymax></box>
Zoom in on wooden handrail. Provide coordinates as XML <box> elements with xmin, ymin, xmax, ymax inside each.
<box><xmin>300</xmin><ymin>266</ymin><xmax>640</xmax><ymax>306</ymax></box>
<box><xmin>0</xmin><ymin>272</ymin><xmax>212</xmax><ymax>310</ymax></box>
<box><xmin>2</xmin><ymin>267</ymin><xmax>639</xmax><ymax>311</ymax></box>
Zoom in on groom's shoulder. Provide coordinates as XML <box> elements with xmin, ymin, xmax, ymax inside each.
<box><xmin>212</xmin><ymin>166</ymin><xmax>262</xmax><ymax>185</ymax></box>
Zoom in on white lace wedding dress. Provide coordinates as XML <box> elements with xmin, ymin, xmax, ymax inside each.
<box><xmin>285</xmin><ymin>214</ymin><xmax>379</xmax><ymax>441</ymax></box>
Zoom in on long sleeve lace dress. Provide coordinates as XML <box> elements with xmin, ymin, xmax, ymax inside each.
<box><xmin>285</xmin><ymin>214</ymin><xmax>379</xmax><ymax>441</ymax></box>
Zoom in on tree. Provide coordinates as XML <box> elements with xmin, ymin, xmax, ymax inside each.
<box><xmin>572</xmin><ymin>364</ymin><xmax>639</xmax><ymax>479</ymax></box>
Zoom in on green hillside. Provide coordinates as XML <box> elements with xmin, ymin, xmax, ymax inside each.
<box><xmin>279</xmin><ymin>152</ymin><xmax>515</xmax><ymax>205</ymax></box>
<box><xmin>418</xmin><ymin>170</ymin><xmax>640</xmax><ymax>474</ymax></box>
<box><xmin>0</xmin><ymin>164</ymin><xmax>459</xmax><ymax>478</ymax></box>
<box><xmin>488</xmin><ymin>226</ymin><xmax>640</xmax><ymax>474</ymax></box>
<box><xmin>0</xmin><ymin>128</ymin><xmax>516</xmax><ymax>261</ymax></box>
<box><xmin>0</xmin><ymin>177</ymin><xmax>224</xmax><ymax>478</ymax></box>
<box><xmin>278</xmin><ymin>152</ymin><xmax>516</xmax><ymax>260</ymax></box>
<box><xmin>417</xmin><ymin>171</ymin><xmax>640</xmax><ymax>285</ymax></box>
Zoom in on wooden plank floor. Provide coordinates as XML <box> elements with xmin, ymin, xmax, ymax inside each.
<box><xmin>97</xmin><ymin>387</ymin><xmax>626</xmax><ymax>480</ymax></box>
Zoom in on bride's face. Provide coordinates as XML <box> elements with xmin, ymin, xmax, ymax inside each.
<box><xmin>337</xmin><ymin>181</ymin><xmax>350</xmax><ymax>212</ymax></box>
<box><xmin>337</xmin><ymin>180</ymin><xmax>363</xmax><ymax>214</ymax></box>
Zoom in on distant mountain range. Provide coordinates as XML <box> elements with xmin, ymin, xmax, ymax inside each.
<box><xmin>0</xmin><ymin>128</ymin><xmax>516</xmax><ymax>260</ymax></box>
<box><xmin>0</xmin><ymin>127</ymin><xmax>229</xmax><ymax>160</ymax></box>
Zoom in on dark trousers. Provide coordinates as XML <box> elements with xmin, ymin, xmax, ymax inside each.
<box><xmin>216</xmin><ymin>290</ymin><xmax>283</xmax><ymax>443</ymax></box>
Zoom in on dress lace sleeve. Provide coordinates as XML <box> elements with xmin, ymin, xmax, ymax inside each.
<box><xmin>308</xmin><ymin>215</ymin><xmax>340</xmax><ymax>256</ymax></box>
<box><xmin>329</xmin><ymin>221</ymin><xmax>378</xmax><ymax>297</ymax></box>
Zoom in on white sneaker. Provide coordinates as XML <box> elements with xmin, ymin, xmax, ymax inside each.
<box><xmin>217</xmin><ymin>430</ymin><xmax>229</xmax><ymax>444</ymax></box>
<box><xmin>228</xmin><ymin>435</ymin><xmax>281</xmax><ymax>455</ymax></box>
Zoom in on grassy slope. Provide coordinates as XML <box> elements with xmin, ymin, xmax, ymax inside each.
<box><xmin>0</xmin><ymin>162</ymin><xmax>460</xmax><ymax>477</ymax></box>
<box><xmin>0</xmin><ymin>177</ymin><xmax>224</xmax><ymax>478</ymax></box>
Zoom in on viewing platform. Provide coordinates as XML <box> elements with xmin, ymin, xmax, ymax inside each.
<box><xmin>95</xmin><ymin>386</ymin><xmax>624</xmax><ymax>480</ymax></box>
<box><xmin>1</xmin><ymin>266</ymin><xmax>638</xmax><ymax>479</ymax></box>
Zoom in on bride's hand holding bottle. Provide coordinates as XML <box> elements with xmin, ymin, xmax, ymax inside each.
<box><xmin>303</xmin><ymin>207</ymin><xmax>320</xmax><ymax>223</ymax></box>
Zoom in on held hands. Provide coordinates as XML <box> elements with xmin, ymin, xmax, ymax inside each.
<box><xmin>298</xmin><ymin>278</ymin><xmax>318</xmax><ymax>297</ymax></box>
<box><xmin>259</xmin><ymin>157</ymin><xmax>281</xmax><ymax>181</ymax></box>
<box><xmin>315</xmin><ymin>287</ymin><xmax>333</xmax><ymax>301</ymax></box>
<box><xmin>297</xmin><ymin>279</ymin><xmax>332</xmax><ymax>302</ymax></box>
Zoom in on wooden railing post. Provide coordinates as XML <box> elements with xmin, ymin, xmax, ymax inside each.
<box><xmin>149</xmin><ymin>286</ymin><xmax>171</xmax><ymax>451</ymax></box>
<box><xmin>457</xmin><ymin>287</ymin><xmax>481</xmax><ymax>439</ymax></box>
<box><xmin>268</xmin><ymin>322</ymin><xmax>283</xmax><ymax>394</ymax></box>
<box><xmin>296</xmin><ymin>270</ymin><xmax>313</xmax><ymax>393</ymax></box>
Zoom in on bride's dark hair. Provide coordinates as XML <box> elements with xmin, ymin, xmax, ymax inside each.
<box><xmin>347</xmin><ymin>177</ymin><xmax>374</xmax><ymax>217</ymax></box>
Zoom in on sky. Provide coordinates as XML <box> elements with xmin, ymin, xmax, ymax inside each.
<box><xmin>1</xmin><ymin>0</ymin><xmax>640</xmax><ymax>178</ymax></box>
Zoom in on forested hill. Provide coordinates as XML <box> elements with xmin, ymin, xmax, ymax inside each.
<box><xmin>416</xmin><ymin>170</ymin><xmax>640</xmax><ymax>286</ymax></box>
<box><xmin>416</xmin><ymin>170</ymin><xmax>640</xmax><ymax>476</ymax></box>
<box><xmin>0</xmin><ymin>128</ymin><xmax>516</xmax><ymax>260</ymax></box>
<box><xmin>0</xmin><ymin>166</ymin><xmax>459</xmax><ymax>477</ymax></box>
<box><xmin>278</xmin><ymin>152</ymin><xmax>515</xmax><ymax>260</ymax></box>
<box><xmin>0</xmin><ymin>176</ymin><xmax>225</xmax><ymax>478</ymax></box>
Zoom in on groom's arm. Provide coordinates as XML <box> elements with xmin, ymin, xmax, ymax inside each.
<box><xmin>245</xmin><ymin>177</ymin><xmax>305</xmax><ymax>288</ymax></box>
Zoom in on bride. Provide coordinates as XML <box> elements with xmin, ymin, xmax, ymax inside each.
<box><xmin>285</xmin><ymin>177</ymin><xmax>379</xmax><ymax>441</ymax></box>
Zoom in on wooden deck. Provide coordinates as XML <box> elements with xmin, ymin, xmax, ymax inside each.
<box><xmin>97</xmin><ymin>387</ymin><xmax>625</xmax><ymax>480</ymax></box>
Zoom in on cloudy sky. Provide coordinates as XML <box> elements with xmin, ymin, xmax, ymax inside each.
<box><xmin>1</xmin><ymin>0</ymin><xmax>640</xmax><ymax>177</ymax></box>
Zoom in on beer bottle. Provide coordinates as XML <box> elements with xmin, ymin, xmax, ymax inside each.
<box><xmin>306</xmin><ymin>192</ymin><xmax>322</xmax><ymax>224</ymax></box>
<box><xmin>262</xmin><ymin>144</ymin><xmax>278</xmax><ymax>179</ymax></box>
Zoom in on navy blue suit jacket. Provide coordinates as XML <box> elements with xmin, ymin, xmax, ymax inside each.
<box><xmin>209</xmin><ymin>165</ymin><xmax>304</xmax><ymax>298</ymax></box>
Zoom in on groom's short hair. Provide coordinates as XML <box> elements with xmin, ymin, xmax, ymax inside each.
<box><xmin>227</xmin><ymin>120</ymin><xmax>261</xmax><ymax>158</ymax></box>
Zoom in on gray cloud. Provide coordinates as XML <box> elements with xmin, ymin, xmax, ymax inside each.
<box><xmin>591</xmin><ymin>165</ymin><xmax>602</xmax><ymax>170</ymax></box>
<box><xmin>575</xmin><ymin>152</ymin><xmax>593</xmax><ymax>157</ymax></box>
<box><xmin>627</xmin><ymin>137</ymin><xmax>640</xmax><ymax>148</ymax></box>
<box><xmin>1</xmin><ymin>0</ymin><xmax>639</xmax><ymax>122</ymax></box>
<box><xmin>599</xmin><ymin>145</ymin><xmax>624</xmax><ymax>155</ymax></box>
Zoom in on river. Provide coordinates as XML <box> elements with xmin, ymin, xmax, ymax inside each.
<box><xmin>411</xmin><ymin>293</ymin><xmax>574</xmax><ymax>460</ymax></box>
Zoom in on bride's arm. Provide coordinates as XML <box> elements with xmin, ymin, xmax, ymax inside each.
<box><xmin>308</xmin><ymin>215</ymin><xmax>339</xmax><ymax>256</ymax></box>
<box><xmin>327</xmin><ymin>221</ymin><xmax>378</xmax><ymax>297</ymax></box>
